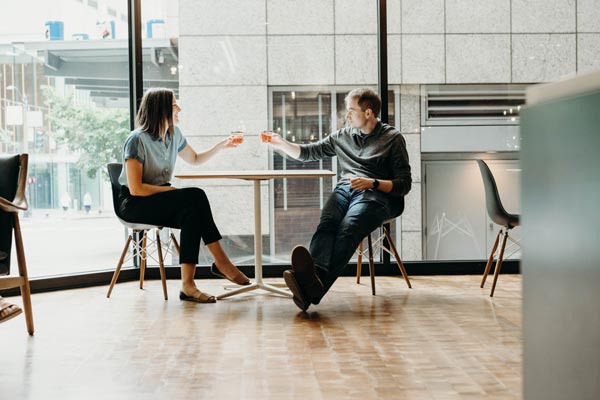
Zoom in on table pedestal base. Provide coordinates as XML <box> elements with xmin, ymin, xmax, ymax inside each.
<box><xmin>217</xmin><ymin>282</ymin><xmax>292</xmax><ymax>300</ymax></box>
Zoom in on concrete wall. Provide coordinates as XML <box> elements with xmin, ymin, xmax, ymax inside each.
<box><xmin>176</xmin><ymin>0</ymin><xmax>599</xmax><ymax>258</ymax></box>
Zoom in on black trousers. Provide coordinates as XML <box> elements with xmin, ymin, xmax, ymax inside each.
<box><xmin>118</xmin><ymin>186</ymin><xmax>222</xmax><ymax>265</ymax></box>
<box><xmin>0</xmin><ymin>211</ymin><xmax>13</xmax><ymax>275</ymax></box>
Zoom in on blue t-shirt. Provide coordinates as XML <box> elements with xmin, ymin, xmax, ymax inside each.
<box><xmin>118</xmin><ymin>126</ymin><xmax>187</xmax><ymax>187</ymax></box>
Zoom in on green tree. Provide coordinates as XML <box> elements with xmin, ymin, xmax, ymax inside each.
<box><xmin>42</xmin><ymin>86</ymin><xmax>129</xmax><ymax>178</ymax></box>
<box><xmin>0</xmin><ymin>127</ymin><xmax>12</xmax><ymax>146</ymax></box>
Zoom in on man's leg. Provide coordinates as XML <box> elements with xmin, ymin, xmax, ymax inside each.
<box><xmin>309</xmin><ymin>186</ymin><xmax>351</xmax><ymax>274</ymax></box>
<box><xmin>284</xmin><ymin>186</ymin><xmax>351</xmax><ymax>311</ymax></box>
<box><xmin>319</xmin><ymin>196</ymin><xmax>394</xmax><ymax>295</ymax></box>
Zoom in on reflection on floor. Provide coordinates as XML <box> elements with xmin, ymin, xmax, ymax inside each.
<box><xmin>1</xmin><ymin>275</ymin><xmax>522</xmax><ymax>399</ymax></box>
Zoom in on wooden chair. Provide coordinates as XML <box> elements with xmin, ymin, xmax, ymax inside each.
<box><xmin>0</xmin><ymin>154</ymin><xmax>34</xmax><ymax>335</ymax></box>
<box><xmin>356</xmin><ymin>218</ymin><xmax>412</xmax><ymax>295</ymax></box>
<box><xmin>476</xmin><ymin>159</ymin><xmax>521</xmax><ymax>297</ymax></box>
<box><xmin>106</xmin><ymin>163</ymin><xmax>180</xmax><ymax>300</ymax></box>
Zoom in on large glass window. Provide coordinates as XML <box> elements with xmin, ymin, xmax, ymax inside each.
<box><xmin>270</xmin><ymin>90</ymin><xmax>334</xmax><ymax>259</ymax></box>
<box><xmin>0</xmin><ymin>0</ymin><xmax>529</xmax><ymax>281</ymax></box>
<box><xmin>171</xmin><ymin>1</ymin><xmax>380</xmax><ymax>268</ymax></box>
<box><xmin>1</xmin><ymin>1</ymin><xmax>130</xmax><ymax>277</ymax></box>
<box><xmin>419</xmin><ymin>84</ymin><xmax>524</xmax><ymax>261</ymax></box>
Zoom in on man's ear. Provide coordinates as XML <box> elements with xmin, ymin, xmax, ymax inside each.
<box><xmin>365</xmin><ymin>108</ymin><xmax>374</xmax><ymax>119</ymax></box>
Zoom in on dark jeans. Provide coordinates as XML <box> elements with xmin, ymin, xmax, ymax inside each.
<box><xmin>309</xmin><ymin>184</ymin><xmax>403</xmax><ymax>296</ymax></box>
<box><xmin>118</xmin><ymin>186</ymin><xmax>222</xmax><ymax>265</ymax></box>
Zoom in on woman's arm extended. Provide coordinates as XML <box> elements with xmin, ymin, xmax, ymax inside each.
<box><xmin>178</xmin><ymin>136</ymin><xmax>239</xmax><ymax>166</ymax></box>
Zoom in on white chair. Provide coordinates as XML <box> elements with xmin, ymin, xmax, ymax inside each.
<box><xmin>106</xmin><ymin>163</ymin><xmax>180</xmax><ymax>300</ymax></box>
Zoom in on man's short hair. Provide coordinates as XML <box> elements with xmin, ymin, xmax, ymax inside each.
<box><xmin>345</xmin><ymin>88</ymin><xmax>381</xmax><ymax>117</ymax></box>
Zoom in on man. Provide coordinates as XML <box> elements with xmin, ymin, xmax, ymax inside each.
<box><xmin>263</xmin><ymin>88</ymin><xmax>412</xmax><ymax>311</ymax></box>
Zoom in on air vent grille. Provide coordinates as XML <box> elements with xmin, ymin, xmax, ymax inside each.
<box><xmin>423</xmin><ymin>85</ymin><xmax>527</xmax><ymax>126</ymax></box>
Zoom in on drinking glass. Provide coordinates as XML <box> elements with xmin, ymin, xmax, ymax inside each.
<box><xmin>230</xmin><ymin>121</ymin><xmax>245</xmax><ymax>145</ymax></box>
<box><xmin>260</xmin><ymin>130</ymin><xmax>273</xmax><ymax>143</ymax></box>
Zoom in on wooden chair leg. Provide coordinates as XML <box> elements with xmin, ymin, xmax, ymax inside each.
<box><xmin>107</xmin><ymin>235</ymin><xmax>132</xmax><ymax>298</ymax></box>
<box><xmin>170</xmin><ymin>233</ymin><xmax>181</xmax><ymax>256</ymax></box>
<box><xmin>490</xmin><ymin>230</ymin><xmax>509</xmax><ymax>297</ymax></box>
<box><xmin>139</xmin><ymin>231</ymin><xmax>147</xmax><ymax>289</ymax></box>
<box><xmin>14</xmin><ymin>215</ymin><xmax>34</xmax><ymax>335</ymax></box>
<box><xmin>383</xmin><ymin>226</ymin><xmax>412</xmax><ymax>289</ymax></box>
<box><xmin>367</xmin><ymin>233</ymin><xmax>375</xmax><ymax>296</ymax></box>
<box><xmin>155</xmin><ymin>230</ymin><xmax>168</xmax><ymax>300</ymax></box>
<box><xmin>482</xmin><ymin>229</ymin><xmax>502</xmax><ymax>288</ymax></box>
<box><xmin>356</xmin><ymin>241</ymin><xmax>363</xmax><ymax>284</ymax></box>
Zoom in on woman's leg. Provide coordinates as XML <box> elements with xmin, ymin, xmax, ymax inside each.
<box><xmin>119</xmin><ymin>187</ymin><xmax>247</xmax><ymax>295</ymax></box>
<box><xmin>205</xmin><ymin>240</ymin><xmax>249</xmax><ymax>284</ymax></box>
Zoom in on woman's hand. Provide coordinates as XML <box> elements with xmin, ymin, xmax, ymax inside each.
<box><xmin>223</xmin><ymin>135</ymin><xmax>243</xmax><ymax>148</ymax></box>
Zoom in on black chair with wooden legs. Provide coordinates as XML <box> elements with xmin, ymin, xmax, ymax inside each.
<box><xmin>0</xmin><ymin>154</ymin><xmax>34</xmax><ymax>335</ymax></box>
<box><xmin>356</xmin><ymin>218</ymin><xmax>412</xmax><ymax>295</ymax></box>
<box><xmin>476</xmin><ymin>159</ymin><xmax>521</xmax><ymax>297</ymax></box>
<box><xmin>106</xmin><ymin>163</ymin><xmax>180</xmax><ymax>300</ymax></box>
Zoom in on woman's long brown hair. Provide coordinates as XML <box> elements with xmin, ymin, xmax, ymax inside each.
<box><xmin>135</xmin><ymin>88</ymin><xmax>175</xmax><ymax>140</ymax></box>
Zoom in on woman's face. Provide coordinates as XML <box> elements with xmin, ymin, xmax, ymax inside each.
<box><xmin>172</xmin><ymin>99</ymin><xmax>181</xmax><ymax>125</ymax></box>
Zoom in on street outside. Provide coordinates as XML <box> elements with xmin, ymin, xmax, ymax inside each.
<box><xmin>12</xmin><ymin>208</ymin><xmax>289</xmax><ymax>279</ymax></box>
<box><xmin>16</xmin><ymin>208</ymin><xmax>137</xmax><ymax>277</ymax></box>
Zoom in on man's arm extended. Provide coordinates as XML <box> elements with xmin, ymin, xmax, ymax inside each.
<box><xmin>264</xmin><ymin>132</ymin><xmax>301</xmax><ymax>159</ymax></box>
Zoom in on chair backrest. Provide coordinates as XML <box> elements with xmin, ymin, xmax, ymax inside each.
<box><xmin>107</xmin><ymin>163</ymin><xmax>156</xmax><ymax>230</ymax></box>
<box><xmin>0</xmin><ymin>154</ymin><xmax>28</xmax><ymax>276</ymax></box>
<box><xmin>0</xmin><ymin>155</ymin><xmax>24</xmax><ymax>203</ymax></box>
<box><xmin>107</xmin><ymin>163</ymin><xmax>123</xmax><ymax>219</ymax></box>
<box><xmin>475</xmin><ymin>159</ymin><xmax>518</xmax><ymax>228</ymax></box>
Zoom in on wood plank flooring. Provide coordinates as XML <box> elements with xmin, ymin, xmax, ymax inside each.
<box><xmin>0</xmin><ymin>275</ymin><xmax>522</xmax><ymax>399</ymax></box>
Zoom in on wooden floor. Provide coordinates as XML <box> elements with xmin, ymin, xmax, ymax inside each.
<box><xmin>1</xmin><ymin>275</ymin><xmax>522</xmax><ymax>399</ymax></box>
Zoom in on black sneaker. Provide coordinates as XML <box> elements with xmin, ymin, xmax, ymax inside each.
<box><xmin>283</xmin><ymin>270</ymin><xmax>310</xmax><ymax>311</ymax></box>
<box><xmin>290</xmin><ymin>245</ymin><xmax>324</xmax><ymax>303</ymax></box>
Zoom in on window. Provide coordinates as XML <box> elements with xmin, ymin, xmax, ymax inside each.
<box><xmin>1</xmin><ymin>1</ymin><xmax>130</xmax><ymax>277</ymax></box>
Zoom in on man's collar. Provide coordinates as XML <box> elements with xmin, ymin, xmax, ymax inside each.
<box><xmin>354</xmin><ymin>120</ymin><xmax>382</xmax><ymax>136</ymax></box>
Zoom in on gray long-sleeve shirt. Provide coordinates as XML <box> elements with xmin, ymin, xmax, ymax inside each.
<box><xmin>297</xmin><ymin>121</ymin><xmax>412</xmax><ymax>198</ymax></box>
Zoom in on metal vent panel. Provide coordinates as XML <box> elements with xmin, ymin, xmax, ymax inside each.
<box><xmin>422</xmin><ymin>85</ymin><xmax>527</xmax><ymax>126</ymax></box>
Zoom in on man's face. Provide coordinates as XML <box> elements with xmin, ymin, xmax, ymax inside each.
<box><xmin>345</xmin><ymin>97</ymin><xmax>368</xmax><ymax>129</ymax></box>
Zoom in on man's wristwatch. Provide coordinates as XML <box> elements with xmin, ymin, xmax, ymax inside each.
<box><xmin>372</xmin><ymin>179</ymin><xmax>380</xmax><ymax>190</ymax></box>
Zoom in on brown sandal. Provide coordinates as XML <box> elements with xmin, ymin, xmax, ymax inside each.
<box><xmin>0</xmin><ymin>298</ymin><xmax>23</xmax><ymax>323</ymax></box>
<box><xmin>179</xmin><ymin>290</ymin><xmax>216</xmax><ymax>303</ymax></box>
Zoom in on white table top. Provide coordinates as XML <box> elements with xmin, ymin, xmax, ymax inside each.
<box><xmin>176</xmin><ymin>169</ymin><xmax>335</xmax><ymax>180</ymax></box>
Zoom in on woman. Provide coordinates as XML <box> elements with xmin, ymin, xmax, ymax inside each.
<box><xmin>117</xmin><ymin>88</ymin><xmax>250</xmax><ymax>303</ymax></box>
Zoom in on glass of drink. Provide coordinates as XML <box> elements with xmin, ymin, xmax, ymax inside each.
<box><xmin>260</xmin><ymin>130</ymin><xmax>273</xmax><ymax>143</ymax></box>
<box><xmin>230</xmin><ymin>131</ymin><xmax>244</xmax><ymax>145</ymax></box>
<box><xmin>230</xmin><ymin>121</ymin><xmax>245</xmax><ymax>145</ymax></box>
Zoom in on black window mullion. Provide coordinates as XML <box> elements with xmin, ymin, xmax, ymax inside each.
<box><xmin>127</xmin><ymin>0</ymin><xmax>143</xmax><ymax>131</ymax></box>
<box><xmin>377</xmin><ymin>0</ymin><xmax>391</xmax><ymax>266</ymax></box>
